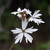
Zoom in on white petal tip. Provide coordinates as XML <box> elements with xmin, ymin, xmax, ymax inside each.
<box><xmin>11</xmin><ymin>30</ymin><xmax>13</xmax><ymax>32</ymax></box>
<box><xmin>37</xmin><ymin>10</ymin><xmax>40</xmax><ymax>12</ymax></box>
<box><xmin>11</xmin><ymin>12</ymin><xmax>14</xmax><ymax>14</ymax></box>
<box><xmin>31</xmin><ymin>26</ymin><xmax>33</xmax><ymax>28</ymax></box>
<box><xmin>11</xmin><ymin>12</ymin><xmax>17</xmax><ymax>15</ymax></box>
<box><xmin>29</xmin><ymin>40</ymin><xmax>33</xmax><ymax>43</ymax></box>
<box><xmin>35</xmin><ymin>29</ymin><xmax>38</xmax><ymax>31</ymax></box>
<box><xmin>15</xmin><ymin>41</ymin><xmax>17</xmax><ymax>44</ymax></box>
<box><xmin>42</xmin><ymin>21</ymin><xmax>45</xmax><ymax>23</ymax></box>
<box><xmin>29</xmin><ymin>39</ymin><xmax>33</xmax><ymax>43</ymax></box>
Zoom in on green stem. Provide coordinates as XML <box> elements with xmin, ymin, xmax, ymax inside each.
<box><xmin>9</xmin><ymin>42</ymin><xmax>15</xmax><ymax>50</ymax></box>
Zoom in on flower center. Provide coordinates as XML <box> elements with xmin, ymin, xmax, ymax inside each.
<box><xmin>19</xmin><ymin>12</ymin><xmax>21</xmax><ymax>14</ymax></box>
<box><xmin>22</xmin><ymin>30</ymin><xmax>25</xmax><ymax>33</ymax></box>
<box><xmin>23</xmin><ymin>11</ymin><xmax>26</xmax><ymax>14</ymax></box>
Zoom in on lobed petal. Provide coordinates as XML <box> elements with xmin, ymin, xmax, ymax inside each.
<box><xmin>11</xmin><ymin>12</ymin><xmax>18</xmax><ymax>15</ymax></box>
<box><xmin>22</xmin><ymin>17</ymin><xmax>28</xmax><ymax>30</ymax></box>
<box><xmin>33</xmin><ymin>14</ymin><xmax>42</xmax><ymax>18</ymax></box>
<box><xmin>22</xmin><ymin>8</ymin><xmax>27</xmax><ymax>12</ymax></box>
<box><xmin>32</xmin><ymin>18</ymin><xmax>45</xmax><ymax>25</ymax></box>
<box><xmin>32</xmin><ymin>10</ymin><xmax>42</xmax><ymax>18</ymax></box>
<box><xmin>15</xmin><ymin>33</ymin><xmax>23</xmax><ymax>44</ymax></box>
<box><xmin>29</xmin><ymin>17</ymin><xmax>34</xmax><ymax>22</ymax></box>
<box><xmin>29</xmin><ymin>17</ymin><xmax>45</xmax><ymax>25</ymax></box>
<box><xmin>27</xmin><ymin>9</ymin><xmax>32</xmax><ymax>15</ymax></box>
<box><xmin>25</xmin><ymin>27</ymin><xmax>38</xmax><ymax>34</ymax></box>
<box><xmin>34</xmin><ymin>10</ymin><xmax>40</xmax><ymax>14</ymax></box>
<box><xmin>17</xmin><ymin>7</ymin><xmax>21</xmax><ymax>12</ymax></box>
<box><xmin>24</xmin><ymin>33</ymin><xmax>33</xmax><ymax>43</ymax></box>
<box><xmin>11</xmin><ymin>28</ymin><xmax>22</xmax><ymax>34</ymax></box>
<box><xmin>17</xmin><ymin>14</ymin><xmax>22</xmax><ymax>18</ymax></box>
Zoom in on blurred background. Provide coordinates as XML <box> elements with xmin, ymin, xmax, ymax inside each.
<box><xmin>0</xmin><ymin>0</ymin><xmax>50</xmax><ymax>50</ymax></box>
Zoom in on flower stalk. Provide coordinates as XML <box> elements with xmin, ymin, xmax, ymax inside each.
<box><xmin>9</xmin><ymin>42</ymin><xmax>15</xmax><ymax>50</ymax></box>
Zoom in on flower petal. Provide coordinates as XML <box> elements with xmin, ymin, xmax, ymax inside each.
<box><xmin>26</xmin><ymin>38</ymin><xmax>28</xmax><ymax>43</ymax></box>
<box><xmin>22</xmin><ymin>17</ymin><xmax>28</xmax><ymax>30</ymax></box>
<box><xmin>33</xmin><ymin>14</ymin><xmax>42</xmax><ymax>18</ymax></box>
<box><xmin>15</xmin><ymin>33</ymin><xmax>23</xmax><ymax>39</ymax></box>
<box><xmin>34</xmin><ymin>10</ymin><xmax>40</xmax><ymax>14</ymax></box>
<box><xmin>17</xmin><ymin>8</ymin><xmax>21</xmax><ymax>12</ymax></box>
<box><xmin>15</xmin><ymin>37</ymin><xmax>20</xmax><ymax>44</ymax></box>
<box><xmin>29</xmin><ymin>18</ymin><xmax>45</xmax><ymax>25</ymax></box>
<box><xmin>27</xmin><ymin>9</ymin><xmax>32</xmax><ymax>15</ymax></box>
<box><xmin>32</xmin><ymin>10</ymin><xmax>42</xmax><ymax>18</ymax></box>
<box><xmin>25</xmin><ymin>27</ymin><xmax>38</xmax><ymax>34</ymax></box>
<box><xmin>19</xmin><ymin>33</ymin><xmax>23</xmax><ymax>43</ymax></box>
<box><xmin>24</xmin><ymin>33</ymin><xmax>33</xmax><ymax>43</ymax></box>
<box><xmin>11</xmin><ymin>12</ymin><xmax>18</xmax><ymax>15</ymax></box>
<box><xmin>17</xmin><ymin>14</ymin><xmax>22</xmax><ymax>18</ymax></box>
<box><xmin>32</xmin><ymin>18</ymin><xmax>45</xmax><ymax>25</ymax></box>
<box><xmin>29</xmin><ymin>17</ymin><xmax>34</xmax><ymax>22</ymax></box>
<box><xmin>11</xmin><ymin>28</ymin><xmax>22</xmax><ymax>34</ymax></box>
<box><xmin>22</xmin><ymin>8</ymin><xmax>27</xmax><ymax>12</ymax></box>
<box><xmin>15</xmin><ymin>33</ymin><xmax>23</xmax><ymax>44</ymax></box>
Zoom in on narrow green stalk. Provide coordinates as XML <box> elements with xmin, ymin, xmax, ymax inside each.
<box><xmin>9</xmin><ymin>42</ymin><xmax>15</xmax><ymax>50</ymax></box>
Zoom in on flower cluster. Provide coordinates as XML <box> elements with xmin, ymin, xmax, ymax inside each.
<box><xmin>11</xmin><ymin>8</ymin><xmax>45</xmax><ymax>44</ymax></box>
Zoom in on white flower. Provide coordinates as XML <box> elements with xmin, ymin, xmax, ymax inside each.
<box><xmin>11</xmin><ymin>7</ymin><xmax>23</xmax><ymax>18</ymax></box>
<box><xmin>11</xmin><ymin>8</ymin><xmax>22</xmax><ymax>15</ymax></box>
<box><xmin>22</xmin><ymin>8</ymin><xmax>32</xmax><ymax>15</ymax></box>
<box><xmin>29</xmin><ymin>10</ymin><xmax>45</xmax><ymax>25</ymax></box>
<box><xmin>11</xmin><ymin>8</ymin><xmax>32</xmax><ymax>19</ymax></box>
<box><xmin>11</xmin><ymin>18</ymin><xmax>38</xmax><ymax>44</ymax></box>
